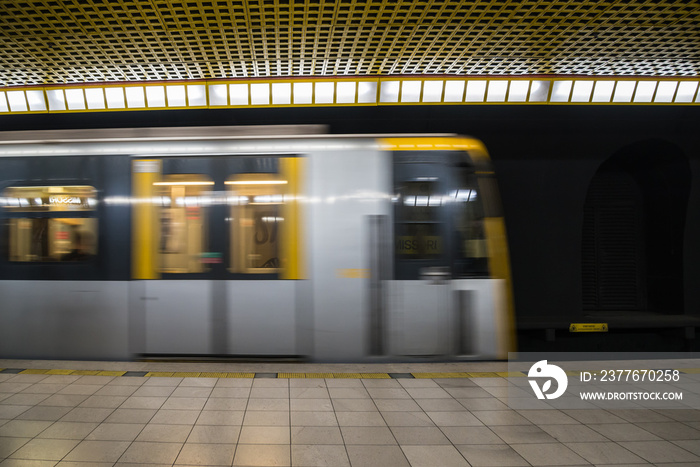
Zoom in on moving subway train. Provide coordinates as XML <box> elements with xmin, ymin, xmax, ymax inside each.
<box><xmin>0</xmin><ymin>126</ymin><xmax>514</xmax><ymax>362</ymax></box>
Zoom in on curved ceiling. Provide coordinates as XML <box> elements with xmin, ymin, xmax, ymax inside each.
<box><xmin>1</xmin><ymin>0</ymin><xmax>699</xmax><ymax>87</ymax></box>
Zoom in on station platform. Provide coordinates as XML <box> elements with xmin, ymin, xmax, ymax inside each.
<box><xmin>1</xmin><ymin>358</ymin><xmax>699</xmax><ymax>466</ymax></box>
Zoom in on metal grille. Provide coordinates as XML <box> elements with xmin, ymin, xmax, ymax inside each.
<box><xmin>582</xmin><ymin>172</ymin><xmax>644</xmax><ymax>312</ymax></box>
<box><xmin>1</xmin><ymin>1</ymin><xmax>699</xmax><ymax>86</ymax></box>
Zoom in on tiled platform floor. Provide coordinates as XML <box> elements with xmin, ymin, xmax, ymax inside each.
<box><xmin>1</xmin><ymin>360</ymin><xmax>700</xmax><ymax>466</ymax></box>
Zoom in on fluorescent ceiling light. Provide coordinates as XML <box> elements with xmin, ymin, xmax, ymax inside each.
<box><xmin>444</xmin><ymin>81</ymin><xmax>465</xmax><ymax>102</ymax></box>
<box><xmin>315</xmin><ymin>82</ymin><xmax>334</xmax><ymax>104</ymax></box>
<box><xmin>675</xmin><ymin>81</ymin><xmax>698</xmax><ymax>103</ymax></box>
<box><xmin>613</xmin><ymin>81</ymin><xmax>636</xmax><ymax>102</ymax></box>
<box><xmin>187</xmin><ymin>84</ymin><xmax>206</xmax><ymax>106</ymax></box>
<box><xmin>125</xmin><ymin>87</ymin><xmax>146</xmax><ymax>108</ymax></box>
<box><xmin>508</xmin><ymin>81</ymin><xmax>529</xmax><ymax>102</ymax></box>
<box><xmin>465</xmin><ymin>80</ymin><xmax>487</xmax><ymax>102</ymax></box>
<box><xmin>571</xmin><ymin>81</ymin><xmax>594</xmax><ymax>102</ymax></box>
<box><xmin>336</xmin><ymin>82</ymin><xmax>356</xmax><ymax>104</ymax></box>
<box><xmin>85</xmin><ymin>88</ymin><xmax>105</xmax><ymax>109</ymax></box>
<box><xmin>272</xmin><ymin>83</ymin><xmax>292</xmax><ymax>105</ymax></box>
<box><xmin>293</xmin><ymin>83</ymin><xmax>313</xmax><ymax>104</ymax></box>
<box><xmin>26</xmin><ymin>90</ymin><xmax>47</xmax><ymax>111</ymax></box>
<box><xmin>146</xmin><ymin>86</ymin><xmax>166</xmax><ymax>107</ymax></box>
<box><xmin>250</xmin><ymin>83</ymin><xmax>270</xmax><ymax>105</ymax></box>
<box><xmin>166</xmin><ymin>85</ymin><xmax>186</xmax><ymax>107</ymax></box>
<box><xmin>654</xmin><ymin>81</ymin><xmax>677</xmax><ymax>103</ymax></box>
<box><xmin>401</xmin><ymin>81</ymin><xmax>421</xmax><ymax>102</ymax></box>
<box><xmin>486</xmin><ymin>81</ymin><xmax>508</xmax><ymax>102</ymax></box>
<box><xmin>208</xmin><ymin>84</ymin><xmax>228</xmax><ymax>106</ymax></box>
<box><xmin>422</xmin><ymin>81</ymin><xmax>443</xmax><ymax>102</ymax></box>
<box><xmin>592</xmin><ymin>81</ymin><xmax>615</xmax><ymax>102</ymax></box>
<box><xmin>229</xmin><ymin>84</ymin><xmax>248</xmax><ymax>105</ymax></box>
<box><xmin>634</xmin><ymin>81</ymin><xmax>657</xmax><ymax>102</ymax></box>
<box><xmin>65</xmin><ymin>89</ymin><xmax>86</xmax><ymax>110</ymax></box>
<box><xmin>379</xmin><ymin>81</ymin><xmax>400</xmax><ymax>103</ymax></box>
<box><xmin>357</xmin><ymin>82</ymin><xmax>377</xmax><ymax>103</ymax></box>
<box><xmin>550</xmin><ymin>80</ymin><xmax>572</xmax><ymax>102</ymax></box>
<box><xmin>105</xmin><ymin>88</ymin><xmax>125</xmax><ymax>109</ymax></box>
<box><xmin>529</xmin><ymin>81</ymin><xmax>550</xmax><ymax>102</ymax></box>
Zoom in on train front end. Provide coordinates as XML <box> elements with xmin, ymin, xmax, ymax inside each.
<box><xmin>372</xmin><ymin>137</ymin><xmax>515</xmax><ymax>360</ymax></box>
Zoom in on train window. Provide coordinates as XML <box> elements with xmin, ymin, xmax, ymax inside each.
<box><xmin>2</xmin><ymin>186</ymin><xmax>98</xmax><ymax>262</ymax></box>
<box><xmin>155</xmin><ymin>174</ymin><xmax>212</xmax><ymax>273</ymax></box>
<box><xmin>226</xmin><ymin>173</ymin><xmax>285</xmax><ymax>273</ymax></box>
<box><xmin>395</xmin><ymin>180</ymin><xmax>442</xmax><ymax>259</ymax></box>
<box><xmin>7</xmin><ymin>218</ymin><xmax>97</xmax><ymax>262</ymax></box>
<box><xmin>452</xmin><ymin>172</ymin><xmax>488</xmax><ymax>277</ymax></box>
<box><xmin>393</xmin><ymin>160</ymin><xmax>489</xmax><ymax>279</ymax></box>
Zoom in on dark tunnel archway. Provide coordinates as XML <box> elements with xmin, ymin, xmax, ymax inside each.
<box><xmin>582</xmin><ymin>140</ymin><xmax>691</xmax><ymax>315</ymax></box>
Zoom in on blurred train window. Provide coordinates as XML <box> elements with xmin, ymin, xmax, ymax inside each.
<box><xmin>155</xmin><ymin>174</ymin><xmax>212</xmax><ymax>273</ymax></box>
<box><xmin>395</xmin><ymin>180</ymin><xmax>442</xmax><ymax>259</ymax></box>
<box><xmin>453</xmin><ymin>172</ymin><xmax>488</xmax><ymax>277</ymax></box>
<box><xmin>2</xmin><ymin>186</ymin><xmax>97</xmax><ymax>262</ymax></box>
<box><xmin>394</xmin><ymin>158</ymin><xmax>488</xmax><ymax>279</ymax></box>
<box><xmin>226</xmin><ymin>174</ymin><xmax>285</xmax><ymax>273</ymax></box>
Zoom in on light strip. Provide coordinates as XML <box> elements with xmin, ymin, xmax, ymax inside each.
<box><xmin>225</xmin><ymin>180</ymin><xmax>288</xmax><ymax>185</ymax></box>
<box><xmin>153</xmin><ymin>181</ymin><xmax>215</xmax><ymax>186</ymax></box>
<box><xmin>1</xmin><ymin>77</ymin><xmax>698</xmax><ymax>114</ymax></box>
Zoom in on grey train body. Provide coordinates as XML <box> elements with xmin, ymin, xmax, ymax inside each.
<box><xmin>0</xmin><ymin>127</ymin><xmax>513</xmax><ymax>362</ymax></box>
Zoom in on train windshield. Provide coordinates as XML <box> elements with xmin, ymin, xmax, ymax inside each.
<box><xmin>1</xmin><ymin>185</ymin><xmax>97</xmax><ymax>262</ymax></box>
<box><xmin>393</xmin><ymin>152</ymin><xmax>488</xmax><ymax>279</ymax></box>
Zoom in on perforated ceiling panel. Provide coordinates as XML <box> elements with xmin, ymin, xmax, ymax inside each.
<box><xmin>1</xmin><ymin>0</ymin><xmax>698</xmax><ymax>86</ymax></box>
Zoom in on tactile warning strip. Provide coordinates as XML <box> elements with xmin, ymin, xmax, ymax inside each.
<box><xmin>0</xmin><ymin>368</ymin><xmax>698</xmax><ymax>378</ymax></box>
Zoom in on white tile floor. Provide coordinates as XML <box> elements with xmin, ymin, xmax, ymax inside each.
<box><xmin>0</xmin><ymin>362</ymin><xmax>699</xmax><ymax>466</ymax></box>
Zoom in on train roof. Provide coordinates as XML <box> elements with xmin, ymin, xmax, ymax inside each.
<box><xmin>0</xmin><ymin>125</ymin><xmax>458</xmax><ymax>145</ymax></box>
<box><xmin>0</xmin><ymin>126</ymin><xmax>487</xmax><ymax>161</ymax></box>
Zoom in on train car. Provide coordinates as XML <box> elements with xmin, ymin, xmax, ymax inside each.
<box><xmin>0</xmin><ymin>126</ymin><xmax>514</xmax><ymax>362</ymax></box>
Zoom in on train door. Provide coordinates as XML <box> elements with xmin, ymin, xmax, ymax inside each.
<box><xmin>132</xmin><ymin>157</ymin><xmax>218</xmax><ymax>355</ymax></box>
<box><xmin>223</xmin><ymin>156</ymin><xmax>305</xmax><ymax>356</ymax></box>
<box><xmin>131</xmin><ymin>155</ymin><xmax>305</xmax><ymax>357</ymax></box>
<box><xmin>388</xmin><ymin>151</ymin><xmax>489</xmax><ymax>357</ymax></box>
<box><xmin>389</xmin><ymin>158</ymin><xmax>448</xmax><ymax>356</ymax></box>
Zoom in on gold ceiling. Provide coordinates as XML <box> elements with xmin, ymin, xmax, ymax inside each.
<box><xmin>1</xmin><ymin>0</ymin><xmax>699</xmax><ymax>87</ymax></box>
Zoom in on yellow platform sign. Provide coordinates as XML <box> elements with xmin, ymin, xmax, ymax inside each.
<box><xmin>569</xmin><ymin>323</ymin><xmax>608</xmax><ymax>332</ymax></box>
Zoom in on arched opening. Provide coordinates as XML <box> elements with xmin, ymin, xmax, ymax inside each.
<box><xmin>582</xmin><ymin>140</ymin><xmax>690</xmax><ymax>315</ymax></box>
